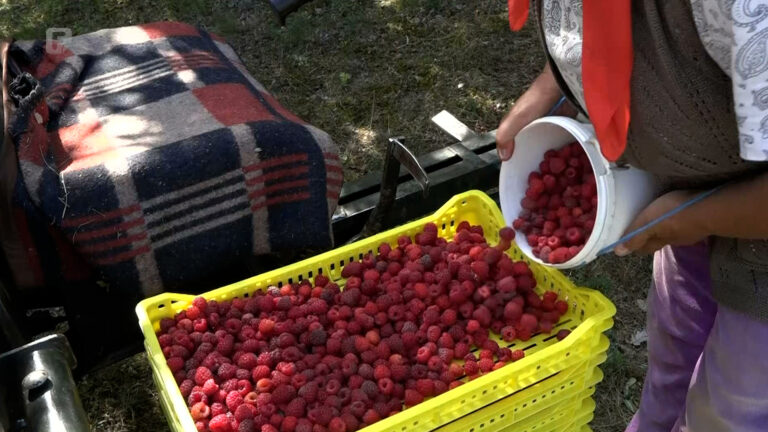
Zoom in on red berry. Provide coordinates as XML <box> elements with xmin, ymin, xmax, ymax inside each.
<box><xmin>549</xmin><ymin>157</ymin><xmax>566</xmax><ymax>174</ymax></box>
<box><xmin>190</xmin><ymin>402</ymin><xmax>211</xmax><ymax>421</ymax></box>
<box><xmin>511</xmin><ymin>350</ymin><xmax>525</xmax><ymax>361</ymax></box>
<box><xmin>209</xmin><ymin>414</ymin><xmax>232</xmax><ymax>432</ymax></box>
<box><xmin>195</xmin><ymin>367</ymin><xmax>214</xmax><ymax>386</ymax></box>
<box><xmin>557</xmin><ymin>329</ymin><xmax>571</xmax><ymax>341</ymax></box>
<box><xmin>404</xmin><ymin>389</ymin><xmax>424</xmax><ymax>407</ymax></box>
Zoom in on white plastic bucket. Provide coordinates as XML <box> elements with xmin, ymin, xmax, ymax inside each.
<box><xmin>499</xmin><ymin>116</ymin><xmax>659</xmax><ymax>269</ymax></box>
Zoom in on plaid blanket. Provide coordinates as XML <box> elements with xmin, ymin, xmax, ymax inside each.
<box><xmin>4</xmin><ymin>22</ymin><xmax>342</xmax><ymax>298</ymax></box>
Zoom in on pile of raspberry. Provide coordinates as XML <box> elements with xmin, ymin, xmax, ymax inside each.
<box><xmin>513</xmin><ymin>142</ymin><xmax>598</xmax><ymax>264</ymax></box>
<box><xmin>159</xmin><ymin>222</ymin><xmax>572</xmax><ymax>432</ymax></box>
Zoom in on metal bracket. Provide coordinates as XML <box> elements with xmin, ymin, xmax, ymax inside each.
<box><xmin>350</xmin><ymin>137</ymin><xmax>429</xmax><ymax>241</ymax></box>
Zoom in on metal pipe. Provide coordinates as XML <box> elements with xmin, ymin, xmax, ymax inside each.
<box><xmin>0</xmin><ymin>335</ymin><xmax>90</xmax><ymax>432</ymax></box>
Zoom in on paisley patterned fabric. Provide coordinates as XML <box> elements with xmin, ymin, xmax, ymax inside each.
<box><xmin>542</xmin><ymin>0</ymin><xmax>768</xmax><ymax>162</ymax></box>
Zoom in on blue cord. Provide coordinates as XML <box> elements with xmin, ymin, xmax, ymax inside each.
<box><xmin>547</xmin><ymin>96</ymin><xmax>567</xmax><ymax>116</ymax></box>
<box><xmin>596</xmin><ymin>184</ymin><xmax>725</xmax><ymax>257</ymax></box>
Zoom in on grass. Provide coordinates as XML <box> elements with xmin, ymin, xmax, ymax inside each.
<box><xmin>1</xmin><ymin>1</ymin><xmax>651</xmax><ymax>431</ymax></box>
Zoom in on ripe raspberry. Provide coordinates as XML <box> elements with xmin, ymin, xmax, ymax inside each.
<box><xmin>226</xmin><ymin>391</ymin><xmax>243</xmax><ymax>412</ymax></box>
<box><xmin>501</xmin><ymin>326</ymin><xmax>517</xmax><ymax>342</ymax></box>
<box><xmin>555</xmin><ymin>300</ymin><xmax>569</xmax><ymax>315</ymax></box>
<box><xmin>284</xmin><ymin>397</ymin><xmax>307</xmax><ymax>418</ymax></box>
<box><xmin>499</xmin><ymin>226</ymin><xmax>515</xmax><ymax>242</ymax></box>
<box><xmin>194</xmin><ymin>367</ymin><xmax>214</xmax><ymax>386</ymax></box>
<box><xmin>202</xmin><ymin>379</ymin><xmax>219</xmax><ymax>396</ymax></box>
<box><xmin>235</xmin><ymin>352</ymin><xmax>257</xmax><ymax>370</ymax></box>
<box><xmin>373</xmin><ymin>364</ymin><xmax>391</xmax><ymax>380</ymax></box>
<box><xmin>472</xmin><ymin>306</ymin><xmax>492</xmax><ymax>327</ymax></box>
<box><xmin>378</xmin><ymin>377</ymin><xmax>394</xmax><ymax>395</ymax></box>
<box><xmin>190</xmin><ymin>402</ymin><xmax>211</xmax><ymax>421</ymax></box>
<box><xmin>167</xmin><ymin>357</ymin><xmax>185</xmax><ymax>373</ymax></box>
<box><xmin>556</xmin><ymin>329</ymin><xmax>571</xmax><ymax>341</ymax></box>
<box><xmin>272</xmin><ymin>384</ymin><xmax>296</xmax><ymax>405</ymax></box>
<box><xmin>454</xmin><ymin>342</ymin><xmax>469</xmax><ymax>359</ymax></box>
<box><xmin>208</xmin><ymin>414</ymin><xmax>232</xmax><ymax>432</ymax></box>
<box><xmin>341</xmin><ymin>261</ymin><xmax>363</xmax><ymax>278</ymax></box>
<box><xmin>427</xmin><ymin>356</ymin><xmax>443</xmax><ymax>372</ymax></box>
<box><xmin>464</xmin><ymin>361</ymin><xmax>479</xmax><ymax>376</ymax></box>
<box><xmin>448</xmin><ymin>363</ymin><xmax>464</xmax><ymax>379</ymax></box>
<box><xmin>251</xmin><ymin>365</ymin><xmax>270</xmax><ymax>381</ymax></box>
<box><xmin>478</xmin><ymin>349</ymin><xmax>494</xmax><ymax>360</ymax></box>
<box><xmin>256</xmin><ymin>378</ymin><xmax>273</xmax><ymax>393</ymax></box>
<box><xmin>520</xmin><ymin>313</ymin><xmax>538</xmax><ymax>331</ymax></box>
<box><xmin>234</xmin><ymin>403</ymin><xmax>255</xmax><ymax>422</ymax></box>
<box><xmin>404</xmin><ymin>389</ymin><xmax>424</xmax><ymax>407</ymax></box>
<box><xmin>415</xmin><ymin>379</ymin><xmax>435</xmax><ymax>397</ymax></box>
<box><xmin>243</xmin><ymin>391</ymin><xmax>258</xmax><ymax>405</ymax></box>
<box><xmin>466</xmin><ymin>319</ymin><xmax>481</xmax><ymax>333</ymax></box>
<box><xmin>511</xmin><ymin>350</ymin><xmax>525</xmax><ymax>361</ymax></box>
<box><xmin>478</xmin><ymin>358</ymin><xmax>494</xmax><ymax>373</ymax></box>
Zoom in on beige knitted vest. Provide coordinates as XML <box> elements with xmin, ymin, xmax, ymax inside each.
<box><xmin>534</xmin><ymin>0</ymin><xmax>768</xmax><ymax>320</ymax></box>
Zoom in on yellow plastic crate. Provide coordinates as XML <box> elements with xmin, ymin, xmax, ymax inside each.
<box><xmin>136</xmin><ymin>190</ymin><xmax>616</xmax><ymax>432</ymax></box>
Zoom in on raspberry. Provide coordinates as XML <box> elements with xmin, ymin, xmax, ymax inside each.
<box><xmin>454</xmin><ymin>342</ymin><xmax>470</xmax><ymax>359</ymax></box>
<box><xmin>209</xmin><ymin>414</ymin><xmax>232</xmax><ymax>432</ymax></box>
<box><xmin>415</xmin><ymin>378</ymin><xmax>435</xmax><ymax>397</ymax></box>
<box><xmin>448</xmin><ymin>363</ymin><xmax>464</xmax><ymax>379</ymax></box>
<box><xmin>202</xmin><ymin>379</ymin><xmax>219</xmax><ymax>396</ymax></box>
<box><xmin>373</xmin><ymin>364</ymin><xmax>391</xmax><ymax>380</ymax></box>
<box><xmin>259</xmin><ymin>319</ymin><xmax>275</xmax><ymax>335</ymax></box>
<box><xmin>226</xmin><ymin>391</ymin><xmax>243</xmax><ymax>412</ymax></box>
<box><xmin>499</xmin><ymin>226</ymin><xmax>515</xmax><ymax>242</ymax></box>
<box><xmin>478</xmin><ymin>358</ymin><xmax>494</xmax><ymax>373</ymax></box>
<box><xmin>180</xmin><ymin>379</ymin><xmax>195</xmax><ymax>398</ymax></box>
<box><xmin>327</xmin><ymin>416</ymin><xmax>346</xmax><ymax>432</ymax></box>
<box><xmin>234</xmin><ymin>403</ymin><xmax>256</xmax><ymax>422</ymax></box>
<box><xmin>341</xmin><ymin>261</ymin><xmax>363</xmax><ymax>278</ymax></box>
<box><xmin>251</xmin><ymin>365</ymin><xmax>270</xmax><ymax>381</ymax></box>
<box><xmin>194</xmin><ymin>367</ymin><xmax>214</xmax><ymax>386</ymax></box>
<box><xmin>472</xmin><ymin>306</ymin><xmax>492</xmax><ymax>327</ymax></box>
<box><xmin>256</xmin><ymin>378</ymin><xmax>273</xmax><ymax>393</ymax></box>
<box><xmin>237</xmin><ymin>353</ymin><xmax>258</xmax><ymax>370</ymax></box>
<box><xmin>470</xmin><ymin>260</ymin><xmax>489</xmax><ymax>281</ymax></box>
<box><xmin>375</xmin><ymin>376</ymin><xmax>394</xmax><ymax>395</ymax></box>
<box><xmin>285</xmin><ymin>397</ymin><xmax>307</xmax><ymax>418</ymax></box>
<box><xmin>243</xmin><ymin>391</ymin><xmax>258</xmax><ymax>405</ymax></box>
<box><xmin>272</xmin><ymin>384</ymin><xmax>296</xmax><ymax>405</ymax></box>
<box><xmin>464</xmin><ymin>361</ymin><xmax>479</xmax><ymax>376</ymax></box>
<box><xmin>511</xmin><ymin>350</ymin><xmax>525</xmax><ymax>361</ymax></box>
<box><xmin>501</xmin><ymin>326</ymin><xmax>517</xmax><ymax>342</ymax></box>
<box><xmin>309</xmin><ymin>406</ymin><xmax>334</xmax><ymax>426</ymax></box>
<box><xmin>425</xmin><ymin>355</ymin><xmax>441</xmax><ymax>372</ymax></box>
<box><xmin>237</xmin><ymin>420</ymin><xmax>254</xmax><ymax>432</ymax></box>
<box><xmin>555</xmin><ymin>300</ymin><xmax>568</xmax><ymax>315</ymax></box>
<box><xmin>520</xmin><ymin>313</ymin><xmax>538</xmax><ymax>331</ymax></box>
<box><xmin>190</xmin><ymin>402</ymin><xmax>211</xmax><ymax>421</ymax></box>
<box><xmin>437</xmin><ymin>333</ymin><xmax>454</xmax><ymax>350</ymax></box>
<box><xmin>416</xmin><ymin>346</ymin><xmax>431</xmax><ymax>364</ymax></box>
<box><xmin>167</xmin><ymin>357</ymin><xmax>185</xmax><ymax>373</ymax></box>
<box><xmin>404</xmin><ymin>389</ymin><xmax>424</xmax><ymax>407</ymax></box>
<box><xmin>556</xmin><ymin>329</ymin><xmax>571</xmax><ymax>341</ymax></box>
<box><xmin>466</xmin><ymin>319</ymin><xmax>481</xmax><ymax>333</ymax></box>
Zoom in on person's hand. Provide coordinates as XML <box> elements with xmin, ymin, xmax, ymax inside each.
<box><xmin>614</xmin><ymin>190</ymin><xmax>709</xmax><ymax>256</ymax></box>
<box><xmin>496</xmin><ymin>107</ymin><xmax>542</xmax><ymax>161</ymax></box>
<box><xmin>496</xmin><ymin>64</ymin><xmax>574</xmax><ymax>161</ymax></box>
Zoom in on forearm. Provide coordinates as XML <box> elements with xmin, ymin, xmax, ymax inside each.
<box><xmin>508</xmin><ymin>63</ymin><xmax>562</xmax><ymax>122</ymax></box>
<box><xmin>692</xmin><ymin>171</ymin><xmax>768</xmax><ymax>239</ymax></box>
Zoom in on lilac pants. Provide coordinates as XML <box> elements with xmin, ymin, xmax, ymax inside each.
<box><xmin>624</xmin><ymin>242</ymin><xmax>768</xmax><ymax>432</ymax></box>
